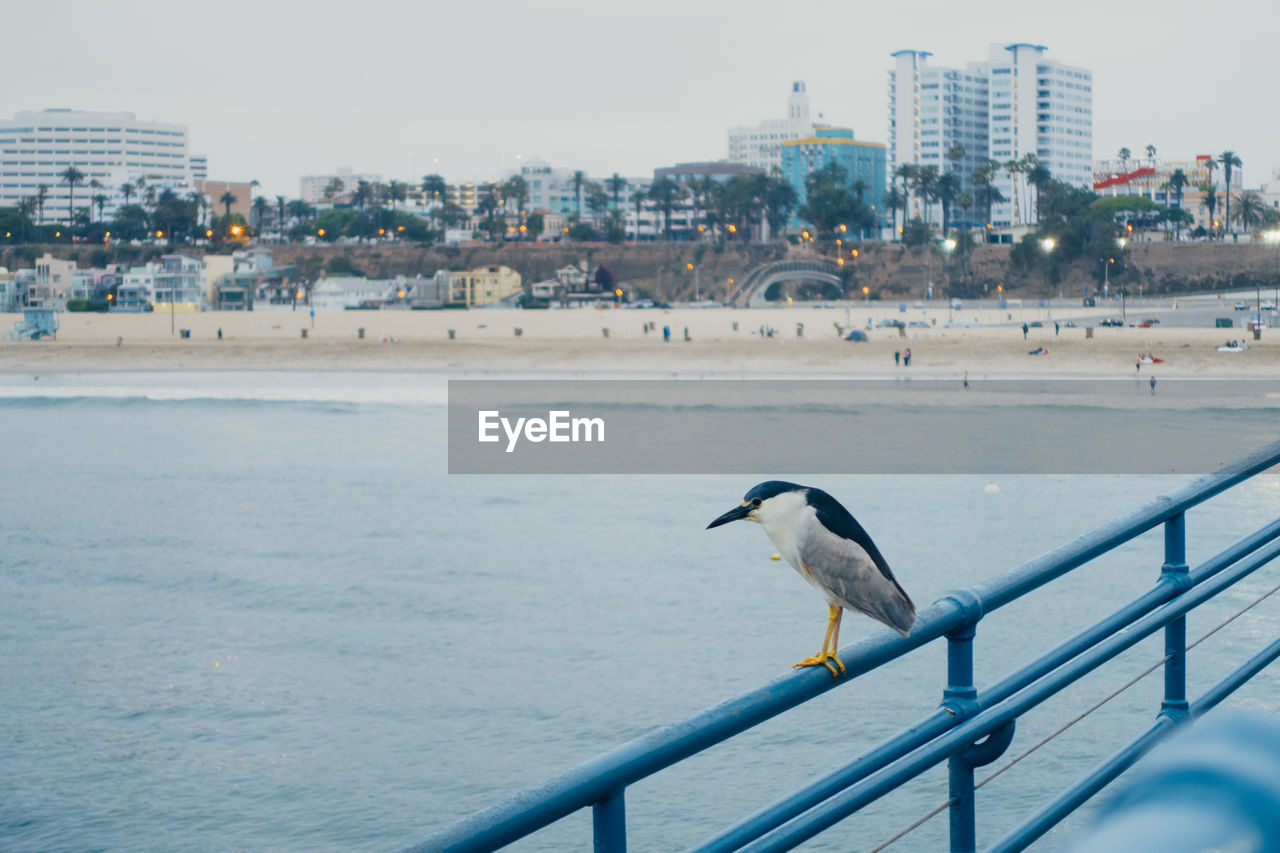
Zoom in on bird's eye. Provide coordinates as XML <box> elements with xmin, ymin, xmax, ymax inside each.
<box><xmin>752</xmin><ymin>498</ymin><xmax>762</xmax><ymax>508</ymax></box>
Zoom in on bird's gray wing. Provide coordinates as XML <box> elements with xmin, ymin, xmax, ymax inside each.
<box><xmin>798</xmin><ymin>520</ymin><xmax>916</xmax><ymax>636</ymax></box>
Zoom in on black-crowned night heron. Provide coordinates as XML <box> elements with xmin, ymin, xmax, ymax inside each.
<box><xmin>707</xmin><ymin>481</ymin><xmax>916</xmax><ymax>677</ymax></box>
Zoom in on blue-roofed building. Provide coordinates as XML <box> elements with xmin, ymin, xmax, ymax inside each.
<box><xmin>781</xmin><ymin>128</ymin><xmax>887</xmax><ymax>233</ymax></box>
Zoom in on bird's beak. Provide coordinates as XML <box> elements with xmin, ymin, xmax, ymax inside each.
<box><xmin>707</xmin><ymin>503</ymin><xmax>752</xmax><ymax>529</ymax></box>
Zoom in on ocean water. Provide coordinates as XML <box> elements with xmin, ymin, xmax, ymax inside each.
<box><xmin>2</xmin><ymin>372</ymin><xmax>1278</xmax><ymax>852</ymax></box>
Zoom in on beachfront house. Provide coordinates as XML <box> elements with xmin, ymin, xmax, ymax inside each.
<box><xmin>0</xmin><ymin>268</ymin><xmax>22</xmax><ymax>312</ymax></box>
<box><xmin>311</xmin><ymin>276</ymin><xmax>395</xmax><ymax>311</ymax></box>
<box><xmin>448</xmin><ymin>266</ymin><xmax>522</xmax><ymax>307</ymax></box>
<box><xmin>152</xmin><ymin>255</ymin><xmax>205</xmax><ymax>313</ymax></box>
<box><xmin>28</xmin><ymin>253</ymin><xmax>76</xmax><ymax>309</ymax></box>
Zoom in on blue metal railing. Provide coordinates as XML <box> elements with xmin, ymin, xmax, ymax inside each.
<box><xmin>408</xmin><ymin>441</ymin><xmax>1280</xmax><ymax>853</ymax></box>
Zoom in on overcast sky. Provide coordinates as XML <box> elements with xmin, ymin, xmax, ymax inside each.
<box><xmin>6</xmin><ymin>0</ymin><xmax>1277</xmax><ymax>199</ymax></box>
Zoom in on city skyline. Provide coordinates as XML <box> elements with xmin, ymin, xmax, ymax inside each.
<box><xmin>3</xmin><ymin>0</ymin><xmax>1276</xmax><ymax>199</ymax></box>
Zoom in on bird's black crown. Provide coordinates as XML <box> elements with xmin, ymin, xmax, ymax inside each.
<box><xmin>743</xmin><ymin>481</ymin><xmax>808</xmax><ymax>503</ymax></box>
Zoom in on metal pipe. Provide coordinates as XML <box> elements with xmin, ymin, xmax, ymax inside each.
<box><xmin>691</xmin><ymin>519</ymin><xmax>1280</xmax><ymax>853</ymax></box>
<box><xmin>735</xmin><ymin>539</ymin><xmax>1280</xmax><ymax>853</ymax></box>
<box><xmin>407</xmin><ymin>442</ymin><xmax>1280</xmax><ymax>853</ymax></box>
<box><xmin>1161</xmin><ymin>514</ymin><xmax>1190</xmax><ymax>723</ymax></box>
<box><xmin>593</xmin><ymin>789</ymin><xmax>626</xmax><ymax>853</ymax></box>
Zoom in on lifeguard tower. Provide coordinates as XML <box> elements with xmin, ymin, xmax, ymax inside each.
<box><xmin>5</xmin><ymin>308</ymin><xmax>60</xmax><ymax>341</ymax></box>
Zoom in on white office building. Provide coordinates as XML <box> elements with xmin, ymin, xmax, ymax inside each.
<box><xmin>888</xmin><ymin>50</ymin><xmax>990</xmax><ymax>225</ymax></box>
<box><xmin>0</xmin><ymin>108</ymin><xmax>203</xmax><ymax>223</ymax></box>
<box><xmin>728</xmin><ymin>81</ymin><xmax>819</xmax><ymax>172</ymax></box>
<box><xmin>887</xmin><ymin>44</ymin><xmax>1092</xmax><ymax>229</ymax></box>
<box><xmin>299</xmin><ymin>168</ymin><xmax>383</xmax><ymax>204</ymax></box>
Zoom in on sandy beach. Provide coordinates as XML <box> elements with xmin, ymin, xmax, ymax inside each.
<box><xmin>2</xmin><ymin>306</ymin><xmax>1276</xmax><ymax>376</ymax></box>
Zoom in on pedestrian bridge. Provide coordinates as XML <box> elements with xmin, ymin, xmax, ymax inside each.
<box><xmin>729</xmin><ymin>260</ymin><xmax>847</xmax><ymax>307</ymax></box>
<box><xmin>406</xmin><ymin>440</ymin><xmax>1280</xmax><ymax>853</ymax></box>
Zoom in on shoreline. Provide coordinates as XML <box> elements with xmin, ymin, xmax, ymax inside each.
<box><xmin>3</xmin><ymin>307</ymin><xmax>1276</xmax><ymax>378</ymax></box>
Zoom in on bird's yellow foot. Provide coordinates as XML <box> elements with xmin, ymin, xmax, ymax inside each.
<box><xmin>793</xmin><ymin>653</ymin><xmax>846</xmax><ymax>678</ymax></box>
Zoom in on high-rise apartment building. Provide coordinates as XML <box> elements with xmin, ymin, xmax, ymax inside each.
<box><xmin>299</xmin><ymin>168</ymin><xmax>383</xmax><ymax>204</ymax></box>
<box><xmin>888</xmin><ymin>50</ymin><xmax>989</xmax><ymax>225</ymax></box>
<box><xmin>0</xmin><ymin>108</ymin><xmax>203</xmax><ymax>222</ymax></box>
<box><xmin>727</xmin><ymin>82</ymin><xmax>819</xmax><ymax>172</ymax></box>
<box><xmin>888</xmin><ymin>44</ymin><xmax>1092</xmax><ymax>229</ymax></box>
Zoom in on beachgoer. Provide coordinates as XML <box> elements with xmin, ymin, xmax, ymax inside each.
<box><xmin>1022</xmin><ymin>323</ymin><xmax>1029</xmax><ymax>339</ymax></box>
<box><xmin>663</xmin><ymin>325</ymin><xmax>671</xmax><ymax>342</ymax></box>
<box><xmin>1150</xmin><ymin>376</ymin><xmax>1157</xmax><ymax>395</ymax></box>
<box><xmin>894</xmin><ymin>350</ymin><xmax>901</xmax><ymax>366</ymax></box>
<box><xmin>963</xmin><ymin>371</ymin><xmax>969</xmax><ymax>389</ymax></box>
<box><xmin>1054</xmin><ymin>321</ymin><xmax>1060</xmax><ymax>336</ymax></box>
<box><xmin>217</xmin><ymin>327</ymin><xmax>222</xmax><ymax>341</ymax></box>
<box><xmin>904</xmin><ymin>348</ymin><xmax>912</xmax><ymax>367</ymax></box>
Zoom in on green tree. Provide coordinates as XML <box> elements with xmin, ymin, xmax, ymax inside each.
<box><xmin>571</xmin><ymin>170</ymin><xmax>586</xmax><ymax>223</ymax></box>
<box><xmin>35</xmin><ymin>183</ymin><xmax>49</xmax><ymax>230</ymax></box>
<box><xmin>884</xmin><ymin>186</ymin><xmax>904</xmax><ymax>240</ymax></box>
<box><xmin>92</xmin><ymin>194</ymin><xmax>108</xmax><ymax>225</ymax></box>
<box><xmin>1233</xmin><ymin>191</ymin><xmax>1266</xmax><ymax>232</ymax></box>
<box><xmin>936</xmin><ymin>172</ymin><xmax>961</xmax><ymax>235</ymax></box>
<box><xmin>1200</xmin><ymin>184</ymin><xmax>1220</xmax><ymax>236</ymax></box>
<box><xmin>219</xmin><ymin>191</ymin><xmax>237</xmax><ymax>218</ymax></box>
<box><xmin>323</xmin><ymin>178</ymin><xmax>345</xmax><ymax>201</ymax></box>
<box><xmin>761</xmin><ymin>170</ymin><xmax>798</xmax><ymax>241</ymax></box>
<box><xmin>503</xmin><ymin>175</ymin><xmax>529</xmax><ymax>238</ymax></box>
<box><xmin>251</xmin><ymin>195</ymin><xmax>270</xmax><ymax>234</ymax></box>
<box><xmin>1164</xmin><ymin>169</ymin><xmax>1190</xmax><ymax>239</ymax></box>
<box><xmin>525</xmin><ymin>212</ymin><xmax>545</xmax><ymax>241</ymax></box>
<box><xmin>585</xmin><ymin>182</ymin><xmax>608</xmax><ymax>229</ymax></box>
<box><xmin>120</xmin><ymin>182</ymin><xmax>135</xmax><ymax>210</ymax></box>
<box><xmin>630</xmin><ymin>190</ymin><xmax>646</xmax><ymax>241</ymax></box>
<box><xmin>796</xmin><ymin>161</ymin><xmax>875</xmax><ymax>240</ymax></box>
<box><xmin>60</xmin><ymin>167</ymin><xmax>85</xmax><ymax>236</ymax></box>
<box><xmin>1219</xmin><ymin>150</ymin><xmax>1243</xmax><ymax>235</ymax></box>
<box><xmin>647</xmin><ymin>177</ymin><xmax>680</xmax><ymax>241</ymax></box>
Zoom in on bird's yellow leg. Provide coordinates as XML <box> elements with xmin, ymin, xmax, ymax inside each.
<box><xmin>794</xmin><ymin>605</ymin><xmax>845</xmax><ymax>677</ymax></box>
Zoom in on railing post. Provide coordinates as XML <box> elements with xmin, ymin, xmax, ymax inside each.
<box><xmin>592</xmin><ymin>788</ymin><xmax>626</xmax><ymax>853</ymax></box>
<box><xmin>1161</xmin><ymin>512</ymin><xmax>1190</xmax><ymax>723</ymax></box>
<box><xmin>941</xmin><ymin>590</ymin><xmax>984</xmax><ymax>853</ymax></box>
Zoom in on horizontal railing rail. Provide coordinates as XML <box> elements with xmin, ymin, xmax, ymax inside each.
<box><xmin>407</xmin><ymin>440</ymin><xmax>1280</xmax><ymax>853</ymax></box>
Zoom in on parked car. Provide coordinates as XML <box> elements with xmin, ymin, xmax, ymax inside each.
<box><xmin>1234</xmin><ymin>301</ymin><xmax>1250</xmax><ymax>310</ymax></box>
<box><xmin>876</xmin><ymin>318</ymin><xmax>905</xmax><ymax>329</ymax></box>
<box><xmin>1262</xmin><ymin>301</ymin><xmax>1276</xmax><ymax>310</ymax></box>
<box><xmin>908</xmin><ymin>320</ymin><xmax>929</xmax><ymax>328</ymax></box>
<box><xmin>1098</xmin><ymin>318</ymin><xmax>1125</xmax><ymax>327</ymax></box>
<box><xmin>1136</xmin><ymin>319</ymin><xmax>1164</xmax><ymax>328</ymax></box>
<box><xmin>1028</xmin><ymin>321</ymin><xmax>1044</xmax><ymax>328</ymax></box>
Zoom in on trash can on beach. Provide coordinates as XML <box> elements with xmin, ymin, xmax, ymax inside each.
<box><xmin>357</xmin><ymin>327</ymin><xmax>365</xmax><ymax>339</ymax></box>
<box><xmin>300</xmin><ymin>328</ymin><xmax>308</xmax><ymax>338</ymax></box>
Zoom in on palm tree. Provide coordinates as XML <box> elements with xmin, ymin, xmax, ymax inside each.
<box><xmin>1200</xmin><ymin>184</ymin><xmax>1220</xmax><ymax>236</ymax></box>
<box><xmin>969</xmin><ymin>159</ymin><xmax>1000</xmax><ymax>226</ymax></box>
<box><xmin>1219</xmin><ymin>151</ymin><xmax>1243</xmax><ymax>236</ymax></box>
<box><xmin>884</xmin><ymin>186</ymin><xmax>903</xmax><ymax>240</ymax></box>
<box><xmin>422</xmin><ymin>173</ymin><xmax>447</xmax><ymax>232</ymax></box>
<box><xmin>1117</xmin><ymin>147</ymin><xmax>1131</xmax><ymax>175</ymax></box>
<box><xmin>1233</xmin><ymin>192</ymin><xmax>1266</xmax><ymax>232</ymax></box>
<box><xmin>571</xmin><ymin>170</ymin><xmax>586</xmax><ymax>223</ymax></box>
<box><xmin>606</xmin><ymin>173</ymin><xmax>627</xmax><ymax>215</ymax></box>
<box><xmin>35</xmin><ymin>184</ymin><xmax>49</xmax><ymax>230</ymax></box>
<box><xmin>936</xmin><ymin>172</ymin><xmax>961</xmax><ymax>235</ymax></box>
<box><xmin>761</xmin><ymin>170</ymin><xmax>797</xmax><ymax>241</ymax></box>
<box><xmin>276</xmin><ymin>195</ymin><xmax>287</xmax><ymax>236</ymax></box>
<box><xmin>647</xmin><ymin>177</ymin><xmax>680</xmax><ymax>241</ymax></box>
<box><xmin>630</xmin><ymin>190</ymin><xmax>647</xmax><ymax>241</ymax></box>
<box><xmin>1025</xmin><ymin>158</ymin><xmax>1051</xmax><ymax>224</ymax></box>
<box><xmin>1164</xmin><ymin>169</ymin><xmax>1190</xmax><ymax>240</ymax></box>
<box><xmin>121</xmin><ymin>182</ymin><xmax>135</xmax><ymax>210</ymax></box>
<box><xmin>585</xmin><ymin>182</ymin><xmax>608</xmax><ymax>229</ymax></box>
<box><xmin>17</xmin><ymin>197</ymin><xmax>36</xmax><ymax>242</ymax></box>
<box><xmin>1004</xmin><ymin>159</ymin><xmax>1024</xmax><ymax>224</ymax></box>
<box><xmin>60</xmin><ymin>167</ymin><xmax>85</xmax><ymax>235</ymax></box>
<box><xmin>1144</xmin><ymin>145</ymin><xmax>1158</xmax><ymax>200</ymax></box>
<box><xmin>219</xmin><ymin>191</ymin><xmax>237</xmax><ymax>218</ymax></box>
<box><xmin>93</xmin><ymin>194</ymin><xmax>108</xmax><ymax>224</ymax></box>
<box><xmin>503</xmin><ymin>175</ymin><xmax>529</xmax><ymax>238</ymax></box>
<box><xmin>913</xmin><ymin>165</ymin><xmax>940</xmax><ymax>227</ymax></box>
<box><xmin>894</xmin><ymin>163</ymin><xmax>917</xmax><ymax>222</ymax></box>
<box><xmin>251</xmin><ymin>196</ymin><xmax>270</xmax><ymax>234</ymax></box>
<box><xmin>323</xmin><ymin>178</ymin><xmax>344</xmax><ymax>202</ymax></box>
